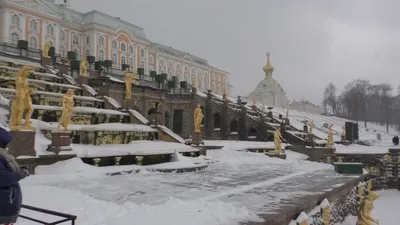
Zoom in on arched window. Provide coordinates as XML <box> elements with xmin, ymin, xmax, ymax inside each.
<box><xmin>47</xmin><ymin>24</ymin><xmax>54</xmax><ymax>35</ymax></box>
<box><xmin>129</xmin><ymin>45</ymin><xmax>134</xmax><ymax>54</ymax></box>
<box><xmin>129</xmin><ymin>58</ymin><xmax>134</xmax><ymax>68</ymax></box>
<box><xmin>112</xmin><ymin>54</ymin><xmax>117</xmax><ymax>65</ymax></box>
<box><xmin>11</xmin><ymin>14</ymin><xmax>19</xmax><ymax>26</ymax></box>
<box><xmin>112</xmin><ymin>40</ymin><xmax>117</xmax><ymax>49</ymax></box>
<box><xmin>85</xmin><ymin>49</ymin><xmax>90</xmax><ymax>56</ymax></box>
<box><xmin>121</xmin><ymin>56</ymin><xmax>126</xmax><ymax>65</ymax></box>
<box><xmin>167</xmin><ymin>61</ymin><xmax>173</xmax><ymax>76</ymax></box>
<box><xmin>73</xmin><ymin>35</ymin><xmax>79</xmax><ymax>44</ymax></box>
<box><xmin>120</xmin><ymin>42</ymin><xmax>126</xmax><ymax>52</ymax></box>
<box><xmin>99</xmin><ymin>50</ymin><xmax>105</xmax><ymax>61</ymax></box>
<box><xmin>140</xmin><ymin>48</ymin><xmax>145</xmax><ymax>57</ymax></box>
<box><xmin>98</xmin><ymin>36</ymin><xmax>104</xmax><ymax>46</ymax></box>
<box><xmin>11</xmin><ymin>33</ymin><xmax>19</xmax><ymax>44</ymax></box>
<box><xmin>29</xmin><ymin>37</ymin><xmax>37</xmax><ymax>49</ymax></box>
<box><xmin>59</xmin><ymin>30</ymin><xmax>65</xmax><ymax>40</ymax></box>
<box><xmin>30</xmin><ymin>20</ymin><xmax>37</xmax><ymax>32</ymax></box>
<box><xmin>214</xmin><ymin>113</ymin><xmax>221</xmax><ymax>129</ymax></box>
<box><xmin>140</xmin><ymin>60</ymin><xmax>145</xmax><ymax>69</ymax></box>
<box><xmin>86</xmin><ymin>36</ymin><xmax>90</xmax><ymax>45</ymax></box>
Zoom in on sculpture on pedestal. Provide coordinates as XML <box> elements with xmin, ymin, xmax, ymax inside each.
<box><xmin>124</xmin><ymin>69</ymin><xmax>138</xmax><ymax>100</ymax></box>
<box><xmin>273</xmin><ymin>128</ymin><xmax>284</xmax><ymax>152</ymax></box>
<box><xmin>327</xmin><ymin>124</ymin><xmax>334</xmax><ymax>148</ymax></box>
<box><xmin>194</xmin><ymin>104</ymin><xmax>203</xmax><ymax>133</ymax></box>
<box><xmin>42</xmin><ymin>41</ymin><xmax>52</xmax><ymax>58</ymax></box>
<box><xmin>57</xmin><ymin>89</ymin><xmax>74</xmax><ymax>130</ymax></box>
<box><xmin>9</xmin><ymin>66</ymin><xmax>36</xmax><ymax>130</ymax></box>
<box><xmin>192</xmin><ymin>78</ymin><xmax>197</xmax><ymax>89</ymax></box>
<box><xmin>79</xmin><ymin>57</ymin><xmax>89</xmax><ymax>76</ymax></box>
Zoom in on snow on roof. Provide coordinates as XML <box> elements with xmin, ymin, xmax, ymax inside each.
<box><xmin>157</xmin><ymin>125</ymin><xmax>185</xmax><ymax>143</ymax></box>
<box><xmin>128</xmin><ymin>109</ymin><xmax>149</xmax><ymax>124</ymax></box>
<box><xmin>0</xmin><ymin>55</ymin><xmax>43</xmax><ymax>68</ymax></box>
<box><xmin>103</xmin><ymin>96</ymin><xmax>121</xmax><ymax>109</ymax></box>
<box><xmin>0</xmin><ymin>76</ymin><xmax>80</xmax><ymax>89</ymax></box>
<box><xmin>46</xmin><ymin>66</ymin><xmax>59</xmax><ymax>75</ymax></box>
<box><xmin>0</xmin><ymin>87</ymin><xmax>102</xmax><ymax>102</ymax></box>
<box><xmin>73</xmin><ymin>140</ymin><xmax>198</xmax><ymax>158</ymax></box>
<box><xmin>37</xmin><ymin>122</ymin><xmax>156</xmax><ymax>132</ymax></box>
<box><xmin>197</xmin><ymin>91</ymin><xmax>207</xmax><ymax>98</ymax></box>
<box><xmin>33</xmin><ymin>105</ymin><xmax>128</xmax><ymax>115</ymax></box>
<box><xmin>62</xmin><ymin>74</ymin><xmax>77</xmax><ymax>85</ymax></box>
<box><xmin>107</xmin><ymin>75</ymin><xmax>124</xmax><ymax>83</ymax></box>
<box><xmin>82</xmin><ymin>84</ymin><xmax>97</xmax><ymax>96</ymax></box>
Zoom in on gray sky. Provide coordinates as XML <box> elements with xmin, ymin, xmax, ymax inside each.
<box><xmin>68</xmin><ymin>0</ymin><xmax>400</xmax><ymax>105</ymax></box>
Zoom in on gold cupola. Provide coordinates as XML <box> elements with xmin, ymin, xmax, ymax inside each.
<box><xmin>263</xmin><ymin>52</ymin><xmax>275</xmax><ymax>78</ymax></box>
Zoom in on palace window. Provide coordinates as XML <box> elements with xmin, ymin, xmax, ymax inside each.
<box><xmin>86</xmin><ymin>36</ymin><xmax>90</xmax><ymax>45</ymax></box>
<box><xmin>11</xmin><ymin>14</ymin><xmax>19</xmax><ymax>26</ymax></box>
<box><xmin>29</xmin><ymin>37</ymin><xmax>37</xmax><ymax>49</ymax></box>
<box><xmin>73</xmin><ymin>35</ymin><xmax>79</xmax><ymax>44</ymax></box>
<box><xmin>120</xmin><ymin>42</ymin><xmax>126</xmax><ymax>52</ymax></box>
<box><xmin>140</xmin><ymin>48</ymin><xmax>145</xmax><ymax>57</ymax></box>
<box><xmin>112</xmin><ymin>54</ymin><xmax>117</xmax><ymax>65</ymax></box>
<box><xmin>30</xmin><ymin>20</ymin><xmax>37</xmax><ymax>32</ymax></box>
<box><xmin>121</xmin><ymin>56</ymin><xmax>126</xmax><ymax>65</ymax></box>
<box><xmin>129</xmin><ymin>45</ymin><xmax>134</xmax><ymax>54</ymax></box>
<box><xmin>11</xmin><ymin>33</ymin><xmax>19</xmax><ymax>44</ymax></box>
<box><xmin>99</xmin><ymin>36</ymin><xmax>104</xmax><ymax>46</ymax></box>
<box><xmin>59</xmin><ymin>30</ymin><xmax>65</xmax><ymax>40</ymax></box>
<box><xmin>129</xmin><ymin>58</ymin><xmax>134</xmax><ymax>68</ymax></box>
<box><xmin>85</xmin><ymin>49</ymin><xmax>90</xmax><ymax>56</ymax></box>
<box><xmin>47</xmin><ymin>24</ymin><xmax>54</xmax><ymax>35</ymax></box>
<box><xmin>99</xmin><ymin>50</ymin><xmax>105</xmax><ymax>61</ymax></box>
<box><xmin>112</xmin><ymin>40</ymin><xmax>117</xmax><ymax>49</ymax></box>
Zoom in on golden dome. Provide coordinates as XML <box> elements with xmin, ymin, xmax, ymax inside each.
<box><xmin>263</xmin><ymin>52</ymin><xmax>275</xmax><ymax>74</ymax></box>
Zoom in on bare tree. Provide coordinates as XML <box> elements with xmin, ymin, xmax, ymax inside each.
<box><xmin>322</xmin><ymin>82</ymin><xmax>340</xmax><ymax>116</ymax></box>
<box><xmin>341</xmin><ymin>79</ymin><xmax>370</xmax><ymax>125</ymax></box>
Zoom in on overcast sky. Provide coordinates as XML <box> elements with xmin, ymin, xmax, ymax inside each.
<box><xmin>68</xmin><ymin>0</ymin><xmax>400</xmax><ymax>105</ymax></box>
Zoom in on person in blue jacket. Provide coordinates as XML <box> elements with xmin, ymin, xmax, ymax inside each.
<box><xmin>0</xmin><ymin>127</ymin><xmax>30</xmax><ymax>224</ymax></box>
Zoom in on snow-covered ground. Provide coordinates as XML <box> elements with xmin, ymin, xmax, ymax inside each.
<box><xmin>17</xmin><ymin>150</ymin><xmax>336</xmax><ymax>225</ymax></box>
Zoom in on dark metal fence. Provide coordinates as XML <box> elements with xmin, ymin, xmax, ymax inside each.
<box><xmin>19</xmin><ymin>204</ymin><xmax>77</xmax><ymax>225</ymax></box>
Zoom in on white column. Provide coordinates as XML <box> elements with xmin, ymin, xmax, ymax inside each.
<box><xmin>155</xmin><ymin>52</ymin><xmax>159</xmax><ymax>74</ymax></box>
<box><xmin>2</xmin><ymin>9</ymin><xmax>10</xmax><ymax>40</ymax></box>
<box><xmin>67</xmin><ymin>30</ymin><xmax>71</xmax><ymax>51</ymax></box>
<box><xmin>41</xmin><ymin>20</ymin><xmax>46</xmax><ymax>47</ymax></box>
<box><xmin>20</xmin><ymin>14</ymin><xmax>26</xmax><ymax>40</ymax></box>
<box><xmin>145</xmin><ymin>47</ymin><xmax>149</xmax><ymax>74</ymax></box>
<box><xmin>54</xmin><ymin>24</ymin><xmax>59</xmax><ymax>50</ymax></box>
<box><xmin>134</xmin><ymin>45</ymin><xmax>138</xmax><ymax>70</ymax></box>
<box><xmin>108</xmin><ymin>37</ymin><xmax>111</xmax><ymax>60</ymax></box>
<box><xmin>93</xmin><ymin>32</ymin><xmax>96</xmax><ymax>58</ymax></box>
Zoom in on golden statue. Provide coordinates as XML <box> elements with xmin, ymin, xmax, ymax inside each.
<box><xmin>192</xmin><ymin>78</ymin><xmax>197</xmax><ymax>88</ymax></box>
<box><xmin>9</xmin><ymin>66</ymin><xmax>36</xmax><ymax>130</ymax></box>
<box><xmin>223</xmin><ymin>87</ymin><xmax>228</xmax><ymax>101</ymax></box>
<box><xmin>193</xmin><ymin>104</ymin><xmax>203</xmax><ymax>133</ymax></box>
<box><xmin>271</xmin><ymin>128</ymin><xmax>284</xmax><ymax>153</ymax></box>
<box><xmin>42</xmin><ymin>41</ymin><xmax>52</xmax><ymax>58</ymax></box>
<box><xmin>322</xmin><ymin>206</ymin><xmax>331</xmax><ymax>225</ymax></box>
<box><xmin>358</xmin><ymin>185</ymin><xmax>365</xmax><ymax>200</ymax></box>
<box><xmin>58</xmin><ymin>89</ymin><xmax>74</xmax><ymax>130</ymax></box>
<box><xmin>124</xmin><ymin>69</ymin><xmax>138</xmax><ymax>100</ymax></box>
<box><xmin>358</xmin><ymin>199</ymin><xmax>379</xmax><ymax>225</ymax></box>
<box><xmin>79</xmin><ymin>57</ymin><xmax>89</xmax><ymax>76</ymax></box>
<box><xmin>327</xmin><ymin>124</ymin><xmax>334</xmax><ymax>148</ymax></box>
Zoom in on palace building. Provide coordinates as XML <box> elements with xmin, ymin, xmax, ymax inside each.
<box><xmin>0</xmin><ymin>0</ymin><xmax>229</xmax><ymax>95</ymax></box>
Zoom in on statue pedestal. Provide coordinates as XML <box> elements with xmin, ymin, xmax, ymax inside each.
<box><xmin>49</xmin><ymin>130</ymin><xmax>73</xmax><ymax>155</ymax></box>
<box><xmin>57</xmin><ymin>63</ymin><xmax>68</xmax><ymax>75</ymax></box>
<box><xmin>8</xmin><ymin>130</ymin><xmax>36</xmax><ymax>157</ymax></box>
<box><xmin>192</xmin><ymin>132</ymin><xmax>204</xmax><ymax>146</ymax></box>
<box><xmin>149</xmin><ymin>112</ymin><xmax>163</xmax><ymax>126</ymax></box>
<box><xmin>42</xmin><ymin>57</ymin><xmax>52</xmax><ymax>66</ymax></box>
<box><xmin>77</xmin><ymin>75</ymin><xmax>88</xmax><ymax>85</ymax></box>
<box><xmin>265</xmin><ymin>150</ymin><xmax>286</xmax><ymax>159</ymax></box>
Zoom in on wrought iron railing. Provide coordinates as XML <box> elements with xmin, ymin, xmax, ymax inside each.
<box><xmin>19</xmin><ymin>204</ymin><xmax>77</xmax><ymax>225</ymax></box>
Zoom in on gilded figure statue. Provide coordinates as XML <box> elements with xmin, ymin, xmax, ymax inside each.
<box><xmin>58</xmin><ymin>89</ymin><xmax>74</xmax><ymax>130</ymax></box>
<box><xmin>193</xmin><ymin>104</ymin><xmax>203</xmax><ymax>133</ymax></box>
<box><xmin>9</xmin><ymin>66</ymin><xmax>36</xmax><ymax>130</ymax></box>
<box><xmin>358</xmin><ymin>199</ymin><xmax>379</xmax><ymax>225</ymax></box>
<box><xmin>79</xmin><ymin>57</ymin><xmax>89</xmax><ymax>76</ymax></box>
<box><xmin>272</xmin><ymin>128</ymin><xmax>284</xmax><ymax>153</ymax></box>
<box><xmin>192</xmin><ymin>78</ymin><xmax>197</xmax><ymax>88</ymax></box>
<box><xmin>327</xmin><ymin>124</ymin><xmax>334</xmax><ymax>148</ymax></box>
<box><xmin>322</xmin><ymin>206</ymin><xmax>331</xmax><ymax>225</ymax></box>
<box><xmin>42</xmin><ymin>41</ymin><xmax>52</xmax><ymax>58</ymax></box>
<box><xmin>223</xmin><ymin>87</ymin><xmax>228</xmax><ymax>101</ymax></box>
<box><xmin>124</xmin><ymin>69</ymin><xmax>138</xmax><ymax>100</ymax></box>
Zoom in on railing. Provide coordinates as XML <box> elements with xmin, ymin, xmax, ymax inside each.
<box><xmin>19</xmin><ymin>204</ymin><xmax>77</xmax><ymax>225</ymax></box>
